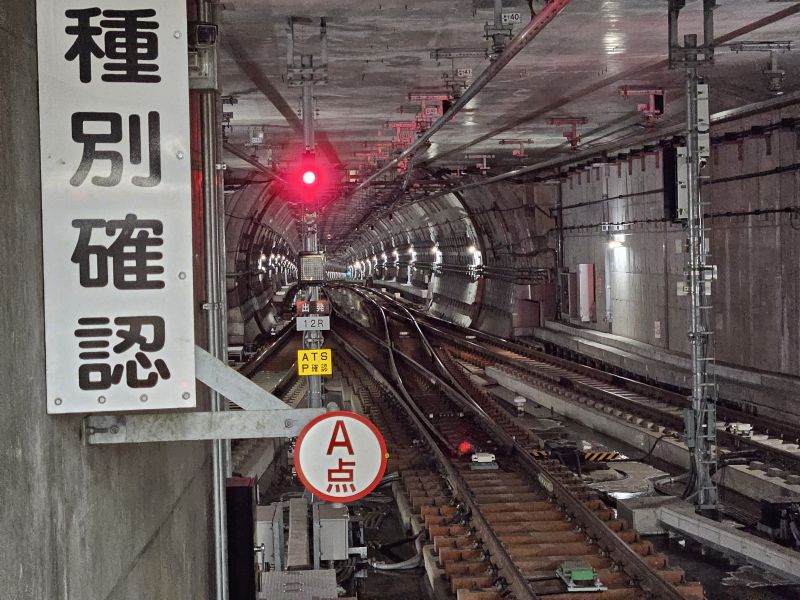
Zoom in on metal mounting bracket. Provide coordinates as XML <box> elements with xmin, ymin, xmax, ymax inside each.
<box><xmin>669</xmin><ymin>0</ymin><xmax>716</xmax><ymax>68</ymax></box>
<box><xmin>83</xmin><ymin>345</ymin><xmax>322</xmax><ymax>445</ymax></box>
<box><xmin>83</xmin><ymin>408</ymin><xmax>324</xmax><ymax>444</ymax></box>
<box><xmin>286</xmin><ymin>16</ymin><xmax>329</xmax><ymax>86</ymax></box>
<box><xmin>194</xmin><ymin>345</ymin><xmax>286</xmax><ymax>410</ymax></box>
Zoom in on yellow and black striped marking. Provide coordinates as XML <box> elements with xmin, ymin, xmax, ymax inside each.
<box><xmin>583</xmin><ymin>451</ymin><xmax>621</xmax><ymax>462</ymax></box>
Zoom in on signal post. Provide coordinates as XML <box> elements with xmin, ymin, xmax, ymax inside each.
<box><xmin>287</xmin><ymin>17</ymin><xmax>330</xmax><ymax>409</ymax></box>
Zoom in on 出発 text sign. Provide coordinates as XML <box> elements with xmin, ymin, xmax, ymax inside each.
<box><xmin>37</xmin><ymin>1</ymin><xmax>196</xmax><ymax>413</ymax></box>
<box><xmin>294</xmin><ymin>412</ymin><xmax>388</xmax><ymax>502</ymax></box>
<box><xmin>297</xmin><ymin>349</ymin><xmax>333</xmax><ymax>376</ymax></box>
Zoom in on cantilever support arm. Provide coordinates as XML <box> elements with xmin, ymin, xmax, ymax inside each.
<box><xmin>83</xmin><ymin>346</ymin><xmax>323</xmax><ymax>445</ymax></box>
<box><xmin>83</xmin><ymin>409</ymin><xmax>324</xmax><ymax>444</ymax></box>
<box><xmin>195</xmin><ymin>345</ymin><xmax>287</xmax><ymax>410</ymax></box>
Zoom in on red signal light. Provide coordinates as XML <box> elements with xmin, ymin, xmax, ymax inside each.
<box><xmin>302</xmin><ymin>170</ymin><xmax>317</xmax><ymax>185</ymax></box>
<box><xmin>457</xmin><ymin>440</ymin><xmax>474</xmax><ymax>456</ymax></box>
<box><xmin>285</xmin><ymin>150</ymin><xmax>334</xmax><ymax>204</ymax></box>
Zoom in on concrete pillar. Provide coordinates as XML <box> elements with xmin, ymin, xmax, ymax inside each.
<box><xmin>0</xmin><ymin>4</ymin><xmax>213</xmax><ymax>598</ymax></box>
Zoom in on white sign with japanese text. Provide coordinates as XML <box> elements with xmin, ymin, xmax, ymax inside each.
<box><xmin>294</xmin><ymin>412</ymin><xmax>388</xmax><ymax>503</ymax></box>
<box><xmin>37</xmin><ymin>0</ymin><xmax>196</xmax><ymax>413</ymax></box>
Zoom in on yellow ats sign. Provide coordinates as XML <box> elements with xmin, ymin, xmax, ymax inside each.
<box><xmin>297</xmin><ymin>349</ymin><xmax>333</xmax><ymax>376</ymax></box>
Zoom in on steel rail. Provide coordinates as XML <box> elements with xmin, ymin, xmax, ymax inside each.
<box><xmin>351</xmin><ymin>283</ymin><xmax>800</xmax><ymax>436</ymax></box>
<box><xmin>328</xmin><ymin>285</ymin><xmax>470</xmax><ymax>453</ymax></box>
<box><xmin>409</xmin><ymin>323</ymin><xmax>686</xmax><ymax>600</ymax></box>
<box><xmin>237</xmin><ymin>322</ymin><xmax>297</xmax><ymax>378</ymax></box>
<box><xmin>330</xmin><ymin>320</ymin><xmax>539</xmax><ymax>600</ymax></box>
<box><xmin>332</xmin><ymin>326</ymin><xmax>542</xmax><ymax>598</ymax></box>
<box><xmin>377</xmin><ymin>293</ymin><xmax>800</xmax><ymax>477</ymax></box>
<box><xmin>392</xmin><ymin>305</ymin><xmax>800</xmax><ymax>475</ymax></box>
<box><xmin>328</xmin><ymin>285</ymin><xmax>690</xmax><ymax>600</ymax></box>
<box><xmin>336</xmin><ymin>300</ymin><xmax>689</xmax><ymax>599</ymax></box>
<box><xmin>350</xmin><ymin>0</ymin><xmax>572</xmax><ymax>195</ymax></box>
<box><xmin>355</xmin><ymin>283</ymin><xmax>800</xmax><ymax>477</ymax></box>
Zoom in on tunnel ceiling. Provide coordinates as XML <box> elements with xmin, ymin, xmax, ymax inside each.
<box><xmin>218</xmin><ymin>0</ymin><xmax>800</xmax><ymax>258</ymax></box>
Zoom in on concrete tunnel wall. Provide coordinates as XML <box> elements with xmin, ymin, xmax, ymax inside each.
<box><xmin>338</xmin><ymin>103</ymin><xmax>800</xmax><ymax>393</ymax></box>
<box><xmin>225</xmin><ymin>177</ymin><xmax>301</xmax><ymax>345</ymax></box>
<box><xmin>343</xmin><ymin>193</ymin><xmax>481</xmax><ymax>327</ymax></box>
<box><xmin>224</xmin><ymin>179</ymin><xmax>558</xmax><ymax>343</ymax></box>
<box><xmin>341</xmin><ymin>182</ymin><xmax>558</xmax><ymax>337</ymax></box>
<box><xmin>560</xmin><ymin>102</ymin><xmax>800</xmax><ymax>378</ymax></box>
<box><xmin>329</xmin><ymin>101</ymin><xmax>800</xmax><ymax>423</ymax></box>
<box><xmin>459</xmin><ymin>181</ymin><xmax>558</xmax><ymax>337</ymax></box>
<box><xmin>0</xmin><ymin>4</ymin><xmax>212</xmax><ymax>599</ymax></box>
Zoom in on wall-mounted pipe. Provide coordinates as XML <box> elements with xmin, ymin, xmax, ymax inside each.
<box><xmin>198</xmin><ymin>0</ymin><xmax>229</xmax><ymax>596</ymax></box>
<box><xmin>555</xmin><ymin>185</ymin><xmax>564</xmax><ymax>319</ymax></box>
<box><xmin>604</xmin><ymin>242</ymin><xmax>613</xmax><ymax>325</ymax></box>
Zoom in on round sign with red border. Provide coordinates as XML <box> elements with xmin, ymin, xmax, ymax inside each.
<box><xmin>294</xmin><ymin>411</ymin><xmax>388</xmax><ymax>503</ymax></box>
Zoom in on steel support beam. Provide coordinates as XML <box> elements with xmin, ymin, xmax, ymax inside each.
<box><xmin>681</xmin><ymin>39</ymin><xmax>718</xmax><ymax>513</ymax></box>
<box><xmin>83</xmin><ymin>409</ymin><xmax>324</xmax><ymax>444</ymax></box>
<box><xmin>669</xmin><ymin>0</ymin><xmax>719</xmax><ymax>513</ymax></box>
<box><xmin>422</xmin><ymin>3</ymin><xmax>798</xmax><ymax>169</ymax></box>
<box><xmin>428</xmin><ymin>88</ymin><xmax>800</xmax><ymax>195</ymax></box>
<box><xmin>288</xmin><ymin>22</ymin><xmax>327</xmax><ymax>410</ymax></box>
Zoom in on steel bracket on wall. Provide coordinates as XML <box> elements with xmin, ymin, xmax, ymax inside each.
<box><xmin>194</xmin><ymin>346</ymin><xmax>286</xmax><ymax>410</ymax></box>
<box><xmin>83</xmin><ymin>346</ymin><xmax>324</xmax><ymax>445</ymax></box>
<box><xmin>668</xmin><ymin>0</ymin><xmax>716</xmax><ymax>68</ymax></box>
<box><xmin>83</xmin><ymin>409</ymin><xmax>323</xmax><ymax>444</ymax></box>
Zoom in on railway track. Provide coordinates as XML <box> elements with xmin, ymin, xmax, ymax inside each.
<box><xmin>230</xmin><ymin>327</ymin><xmax>305</xmax><ymax>473</ymax></box>
<box><xmin>327</xmin><ymin>287</ymin><xmax>704</xmax><ymax>600</ymax></box>
<box><xmin>335</xmin><ymin>283</ymin><xmax>800</xmax><ymax>484</ymax></box>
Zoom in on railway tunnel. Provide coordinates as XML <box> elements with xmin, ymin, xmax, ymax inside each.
<box><xmin>5</xmin><ymin>1</ymin><xmax>800</xmax><ymax>599</ymax></box>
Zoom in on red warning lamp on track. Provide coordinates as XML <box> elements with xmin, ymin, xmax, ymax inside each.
<box><xmin>457</xmin><ymin>440</ymin><xmax>474</xmax><ymax>456</ymax></box>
